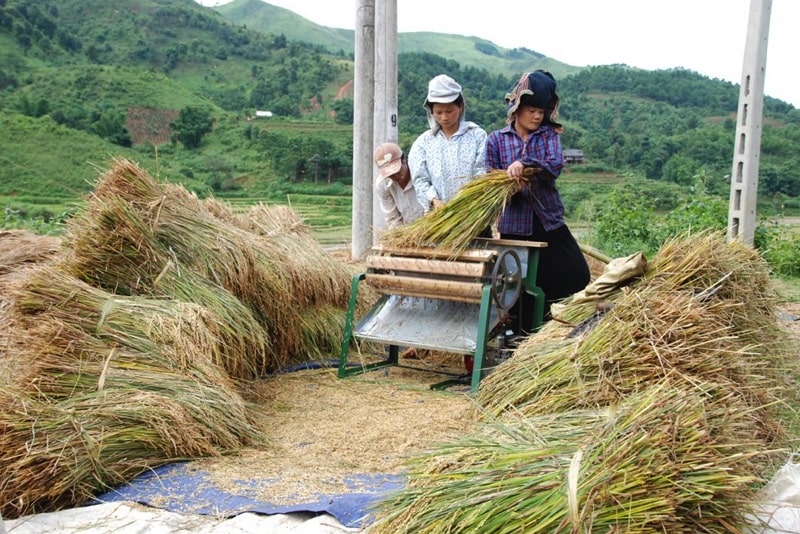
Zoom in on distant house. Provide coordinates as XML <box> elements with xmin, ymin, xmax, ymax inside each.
<box><xmin>254</xmin><ymin>110</ymin><xmax>273</xmax><ymax>118</ymax></box>
<box><xmin>564</xmin><ymin>149</ymin><xmax>585</xmax><ymax>165</ymax></box>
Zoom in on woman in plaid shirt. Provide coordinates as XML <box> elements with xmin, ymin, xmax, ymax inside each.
<box><xmin>485</xmin><ymin>70</ymin><xmax>590</xmax><ymax>330</ymax></box>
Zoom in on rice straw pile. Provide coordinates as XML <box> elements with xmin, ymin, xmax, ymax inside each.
<box><xmin>61</xmin><ymin>157</ymin><xmax>373</xmax><ymax>373</ymax></box>
<box><xmin>0</xmin><ymin>265</ymin><xmax>260</xmax><ymax>518</ymax></box>
<box><xmin>379</xmin><ymin>169</ymin><xmax>535</xmax><ymax>255</ymax></box>
<box><xmin>371</xmin><ymin>231</ymin><xmax>796</xmax><ymax>533</ymax></box>
<box><xmin>475</xmin><ymin>232</ymin><xmax>789</xmax><ymax>417</ymax></box>
<box><xmin>374</xmin><ymin>383</ymin><xmax>770</xmax><ymax>533</ymax></box>
<box><xmin>0</xmin><ymin>229</ymin><xmax>60</xmax><ymax>276</ymax></box>
<box><xmin>0</xmin><ymin>157</ymin><xmax>376</xmax><ymax>518</ymax></box>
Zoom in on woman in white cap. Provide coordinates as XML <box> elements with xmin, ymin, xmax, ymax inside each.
<box><xmin>373</xmin><ymin>142</ymin><xmax>424</xmax><ymax>229</ymax></box>
<box><xmin>408</xmin><ymin>74</ymin><xmax>487</xmax><ymax>212</ymax></box>
<box><xmin>486</xmin><ymin>70</ymin><xmax>590</xmax><ymax>329</ymax></box>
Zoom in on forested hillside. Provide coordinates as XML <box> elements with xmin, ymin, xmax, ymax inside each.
<box><xmin>213</xmin><ymin>0</ymin><xmax>578</xmax><ymax>80</ymax></box>
<box><xmin>1</xmin><ymin>0</ymin><xmax>799</xmax><ymax>215</ymax></box>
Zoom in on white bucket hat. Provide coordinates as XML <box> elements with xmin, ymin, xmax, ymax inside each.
<box><xmin>425</xmin><ymin>74</ymin><xmax>462</xmax><ymax>106</ymax></box>
<box><xmin>423</xmin><ymin>74</ymin><xmax>465</xmax><ymax>130</ymax></box>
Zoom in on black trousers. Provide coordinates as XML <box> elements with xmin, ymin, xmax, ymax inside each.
<box><xmin>501</xmin><ymin>223</ymin><xmax>590</xmax><ymax>332</ymax></box>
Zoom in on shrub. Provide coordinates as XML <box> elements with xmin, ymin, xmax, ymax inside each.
<box><xmin>755</xmin><ymin>218</ymin><xmax>800</xmax><ymax>278</ymax></box>
<box><xmin>1</xmin><ymin>205</ymin><xmax>69</xmax><ymax>235</ymax></box>
<box><xmin>591</xmin><ymin>190</ymin><xmax>800</xmax><ymax>279</ymax></box>
<box><xmin>656</xmin><ymin>195</ymin><xmax>728</xmax><ymax>243</ymax></box>
<box><xmin>593</xmin><ymin>189</ymin><xmax>658</xmax><ymax>257</ymax></box>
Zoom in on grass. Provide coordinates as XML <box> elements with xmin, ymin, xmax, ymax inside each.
<box><xmin>773</xmin><ymin>277</ymin><xmax>800</xmax><ymax>304</ymax></box>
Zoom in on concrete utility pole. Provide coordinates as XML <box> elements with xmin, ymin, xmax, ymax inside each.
<box><xmin>352</xmin><ymin>0</ymin><xmax>375</xmax><ymax>259</ymax></box>
<box><xmin>728</xmin><ymin>0</ymin><xmax>771</xmax><ymax>246</ymax></box>
<box><xmin>371</xmin><ymin>0</ymin><xmax>399</xmax><ymax>236</ymax></box>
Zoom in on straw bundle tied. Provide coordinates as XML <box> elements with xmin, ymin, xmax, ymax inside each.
<box><xmin>0</xmin><ymin>157</ymin><xmax>378</xmax><ymax>519</ymax></box>
<box><xmin>478</xmin><ymin>231</ymin><xmax>792</xmax><ymax>431</ymax></box>
<box><xmin>63</xmin><ymin>199</ymin><xmax>270</xmax><ymax>379</ymax></box>
<box><xmin>205</xmin><ymin>199</ymin><xmax>310</xmax><ymax>237</ymax></box>
<box><xmin>10</xmin><ymin>265</ymin><xmax>253</xmax><ymax>382</ymax></box>
<box><xmin>229</xmin><ymin>200</ymin><xmax>360</xmax><ymax>309</ymax></box>
<box><xmin>0</xmin><ymin>229</ymin><xmax>60</xmax><ymax>276</ymax></box>
<box><xmin>477</xmin><ymin>288</ymin><xmax>786</xmax><ymax>429</ymax></box>
<box><xmin>373</xmin><ymin>231</ymin><xmax>796</xmax><ymax>532</ymax></box>
<box><xmin>379</xmin><ymin>169</ymin><xmax>536</xmax><ymax>255</ymax></box>
<box><xmin>372</xmin><ymin>383</ymin><xmax>769</xmax><ymax>534</ymax></box>
<box><xmin>62</xmin><ymin>157</ymin><xmax>372</xmax><ymax>372</ymax></box>
<box><xmin>0</xmin><ymin>268</ymin><xmax>261</xmax><ymax>518</ymax></box>
<box><xmin>0</xmin><ymin>386</ymin><xmax>258</xmax><ymax>518</ymax></box>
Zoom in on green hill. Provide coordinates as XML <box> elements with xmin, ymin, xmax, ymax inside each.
<box><xmin>0</xmin><ymin>0</ymin><xmax>798</xmax><ymax>219</ymax></box>
<box><xmin>215</xmin><ymin>0</ymin><xmax>354</xmax><ymax>54</ymax></box>
<box><xmin>214</xmin><ymin>0</ymin><xmax>581</xmax><ymax>80</ymax></box>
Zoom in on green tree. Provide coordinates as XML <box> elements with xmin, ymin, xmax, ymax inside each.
<box><xmin>170</xmin><ymin>106</ymin><xmax>213</xmax><ymax>149</ymax></box>
<box><xmin>92</xmin><ymin>109</ymin><xmax>131</xmax><ymax>147</ymax></box>
<box><xmin>332</xmin><ymin>98</ymin><xmax>353</xmax><ymax>125</ymax></box>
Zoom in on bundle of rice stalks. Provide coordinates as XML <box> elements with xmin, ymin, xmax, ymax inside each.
<box><xmin>59</xmin><ymin>210</ymin><xmax>271</xmax><ymax>379</ymax></box>
<box><xmin>480</xmin><ymin>289</ymin><xmax>783</xmax><ymax>423</ymax></box>
<box><xmin>476</xmin><ymin>232</ymin><xmax>792</xmax><ymax>438</ymax></box>
<box><xmin>0</xmin><ymin>229</ymin><xmax>60</xmax><ymax>276</ymax></box>
<box><xmin>0</xmin><ymin>384</ymin><xmax>259</xmax><ymax>519</ymax></box>
<box><xmin>61</xmin><ymin>158</ymin><xmax>372</xmax><ymax>372</ymax></box>
<box><xmin>379</xmin><ymin>169</ymin><xmax>535</xmax><ymax>255</ymax></box>
<box><xmin>9</xmin><ymin>265</ymin><xmax>260</xmax><ymax>383</ymax></box>
<box><xmin>236</xmin><ymin>203</ymin><xmax>362</xmax><ymax>308</ymax></box>
<box><xmin>642</xmin><ymin>231</ymin><xmax>780</xmax><ymax>351</ymax></box>
<box><xmin>205</xmin><ymin>198</ymin><xmax>375</xmax><ymax>312</ymax></box>
<box><xmin>206</xmin><ymin>199</ymin><xmax>310</xmax><ymax>237</ymax></box>
<box><xmin>0</xmin><ymin>267</ymin><xmax>262</xmax><ymax>519</ymax></box>
<box><xmin>373</xmin><ymin>382</ymin><xmax>770</xmax><ymax>534</ymax></box>
<box><xmin>551</xmin><ymin>231</ymin><xmax>778</xmax><ymax>341</ymax></box>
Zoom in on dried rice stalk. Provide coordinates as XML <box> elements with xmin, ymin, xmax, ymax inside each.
<box><xmin>0</xmin><ymin>266</ymin><xmax>262</xmax><ymax>519</ymax></box>
<box><xmin>372</xmin><ymin>232</ymin><xmax>794</xmax><ymax>532</ymax></box>
<box><xmin>0</xmin><ymin>229</ymin><xmax>60</xmax><ymax>275</ymax></box>
<box><xmin>60</xmin><ymin>157</ymin><xmax>371</xmax><ymax>372</ymax></box>
<box><xmin>373</xmin><ymin>382</ymin><xmax>771</xmax><ymax>534</ymax></box>
<box><xmin>9</xmin><ymin>265</ymin><xmax>256</xmax><ymax>380</ymax></box>
<box><xmin>379</xmin><ymin>169</ymin><xmax>536</xmax><ymax>255</ymax></box>
<box><xmin>476</xmin><ymin>232</ymin><xmax>791</xmax><ymax>436</ymax></box>
<box><xmin>0</xmin><ymin>385</ymin><xmax>259</xmax><ymax>518</ymax></box>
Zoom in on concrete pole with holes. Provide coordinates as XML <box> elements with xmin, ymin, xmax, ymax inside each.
<box><xmin>728</xmin><ymin>0</ymin><xmax>771</xmax><ymax>246</ymax></box>
<box><xmin>352</xmin><ymin>0</ymin><xmax>375</xmax><ymax>259</ymax></box>
<box><xmin>372</xmin><ymin>0</ymin><xmax>398</xmax><ymax>237</ymax></box>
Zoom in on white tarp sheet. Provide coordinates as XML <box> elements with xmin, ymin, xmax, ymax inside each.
<box><xmin>2</xmin><ymin>502</ymin><xmax>361</xmax><ymax>533</ymax></box>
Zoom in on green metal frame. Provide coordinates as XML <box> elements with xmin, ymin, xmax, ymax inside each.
<box><xmin>337</xmin><ymin>245</ymin><xmax>545</xmax><ymax>394</ymax></box>
<box><xmin>523</xmin><ymin>248</ymin><xmax>545</xmax><ymax>334</ymax></box>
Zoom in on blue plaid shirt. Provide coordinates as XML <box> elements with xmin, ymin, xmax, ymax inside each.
<box><xmin>485</xmin><ymin>123</ymin><xmax>565</xmax><ymax>234</ymax></box>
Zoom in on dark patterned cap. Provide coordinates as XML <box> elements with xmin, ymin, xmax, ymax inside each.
<box><xmin>505</xmin><ymin>70</ymin><xmax>559</xmax><ymax>119</ymax></box>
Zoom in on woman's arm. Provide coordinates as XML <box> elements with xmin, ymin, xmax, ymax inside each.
<box><xmin>518</xmin><ymin>127</ymin><xmax>564</xmax><ymax>178</ymax></box>
<box><xmin>408</xmin><ymin>135</ymin><xmax>438</xmax><ymax>212</ymax></box>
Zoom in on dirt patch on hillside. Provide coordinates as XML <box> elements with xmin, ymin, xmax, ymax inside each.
<box><xmin>126</xmin><ymin>107</ymin><xmax>178</xmax><ymax>146</ymax></box>
<box><xmin>336</xmin><ymin>79</ymin><xmax>354</xmax><ymax>100</ymax></box>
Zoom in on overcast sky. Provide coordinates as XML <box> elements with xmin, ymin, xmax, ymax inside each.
<box><xmin>195</xmin><ymin>0</ymin><xmax>798</xmax><ymax>108</ymax></box>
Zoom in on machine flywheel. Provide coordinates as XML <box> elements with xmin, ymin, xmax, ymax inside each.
<box><xmin>491</xmin><ymin>249</ymin><xmax>522</xmax><ymax>313</ymax></box>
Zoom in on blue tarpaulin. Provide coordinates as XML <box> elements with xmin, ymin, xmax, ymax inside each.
<box><xmin>91</xmin><ymin>462</ymin><xmax>405</xmax><ymax>528</ymax></box>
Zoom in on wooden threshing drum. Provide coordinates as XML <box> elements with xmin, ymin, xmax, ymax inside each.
<box><xmin>364</xmin><ymin>246</ymin><xmax>496</xmax><ymax>303</ymax></box>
